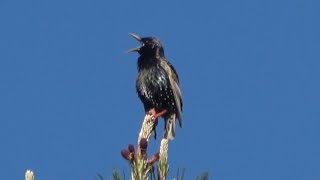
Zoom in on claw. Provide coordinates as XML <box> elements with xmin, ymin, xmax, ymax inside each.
<box><xmin>148</xmin><ymin>109</ymin><xmax>167</xmax><ymax>120</ymax></box>
<box><xmin>146</xmin><ymin>108</ymin><xmax>168</xmax><ymax>140</ymax></box>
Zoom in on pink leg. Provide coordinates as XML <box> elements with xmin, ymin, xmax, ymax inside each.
<box><xmin>146</xmin><ymin>108</ymin><xmax>168</xmax><ymax>140</ymax></box>
<box><xmin>147</xmin><ymin>109</ymin><xmax>168</xmax><ymax>122</ymax></box>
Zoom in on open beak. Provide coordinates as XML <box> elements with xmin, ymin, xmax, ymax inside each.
<box><xmin>127</xmin><ymin>33</ymin><xmax>143</xmax><ymax>53</ymax></box>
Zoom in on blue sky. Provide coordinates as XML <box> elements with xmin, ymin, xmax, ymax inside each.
<box><xmin>0</xmin><ymin>0</ymin><xmax>319</xmax><ymax>179</ymax></box>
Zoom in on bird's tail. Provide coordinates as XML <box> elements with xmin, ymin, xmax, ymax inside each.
<box><xmin>164</xmin><ymin>114</ymin><xmax>176</xmax><ymax>140</ymax></box>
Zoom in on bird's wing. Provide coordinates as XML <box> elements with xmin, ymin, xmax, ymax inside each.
<box><xmin>160</xmin><ymin>59</ymin><xmax>183</xmax><ymax>126</ymax></box>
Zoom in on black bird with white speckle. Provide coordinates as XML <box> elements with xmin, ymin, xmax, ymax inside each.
<box><xmin>128</xmin><ymin>33</ymin><xmax>183</xmax><ymax>140</ymax></box>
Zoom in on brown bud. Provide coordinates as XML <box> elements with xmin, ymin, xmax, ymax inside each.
<box><xmin>148</xmin><ymin>152</ymin><xmax>160</xmax><ymax>165</ymax></box>
<box><xmin>139</xmin><ymin>138</ymin><xmax>148</xmax><ymax>150</ymax></box>
<box><xmin>121</xmin><ymin>149</ymin><xmax>130</xmax><ymax>160</ymax></box>
<box><xmin>154</xmin><ymin>152</ymin><xmax>160</xmax><ymax>160</ymax></box>
<box><xmin>128</xmin><ymin>144</ymin><xmax>135</xmax><ymax>153</ymax></box>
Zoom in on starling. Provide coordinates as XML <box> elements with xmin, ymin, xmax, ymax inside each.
<box><xmin>128</xmin><ymin>33</ymin><xmax>183</xmax><ymax>140</ymax></box>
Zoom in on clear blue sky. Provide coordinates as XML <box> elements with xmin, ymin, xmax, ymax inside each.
<box><xmin>0</xmin><ymin>0</ymin><xmax>319</xmax><ymax>179</ymax></box>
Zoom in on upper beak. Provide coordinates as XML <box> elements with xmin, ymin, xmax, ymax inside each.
<box><xmin>127</xmin><ymin>33</ymin><xmax>143</xmax><ymax>53</ymax></box>
<box><xmin>129</xmin><ymin>33</ymin><xmax>142</xmax><ymax>42</ymax></box>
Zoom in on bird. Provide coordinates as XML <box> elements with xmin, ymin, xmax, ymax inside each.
<box><xmin>128</xmin><ymin>33</ymin><xmax>183</xmax><ymax>140</ymax></box>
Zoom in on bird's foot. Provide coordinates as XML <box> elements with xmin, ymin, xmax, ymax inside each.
<box><xmin>147</xmin><ymin>109</ymin><xmax>167</xmax><ymax>122</ymax></box>
<box><xmin>154</xmin><ymin>109</ymin><xmax>167</xmax><ymax>119</ymax></box>
<box><xmin>147</xmin><ymin>109</ymin><xmax>157</xmax><ymax>124</ymax></box>
<box><xmin>146</xmin><ymin>109</ymin><xmax>168</xmax><ymax>140</ymax></box>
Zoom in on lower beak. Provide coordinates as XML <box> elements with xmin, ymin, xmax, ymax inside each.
<box><xmin>127</xmin><ymin>47</ymin><xmax>140</xmax><ymax>53</ymax></box>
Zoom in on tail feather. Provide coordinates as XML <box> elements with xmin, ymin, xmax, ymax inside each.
<box><xmin>164</xmin><ymin>114</ymin><xmax>176</xmax><ymax>140</ymax></box>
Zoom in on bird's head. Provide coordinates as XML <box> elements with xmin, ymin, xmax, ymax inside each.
<box><xmin>128</xmin><ymin>33</ymin><xmax>165</xmax><ymax>57</ymax></box>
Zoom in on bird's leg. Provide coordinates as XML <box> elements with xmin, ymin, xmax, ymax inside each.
<box><xmin>153</xmin><ymin>109</ymin><xmax>167</xmax><ymax>119</ymax></box>
<box><xmin>147</xmin><ymin>109</ymin><xmax>167</xmax><ymax>140</ymax></box>
<box><xmin>147</xmin><ymin>109</ymin><xmax>168</xmax><ymax>122</ymax></box>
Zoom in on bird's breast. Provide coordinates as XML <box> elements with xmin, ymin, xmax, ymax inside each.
<box><xmin>136</xmin><ymin>66</ymin><xmax>167</xmax><ymax>94</ymax></box>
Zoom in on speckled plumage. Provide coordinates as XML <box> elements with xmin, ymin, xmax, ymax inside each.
<box><xmin>128</xmin><ymin>33</ymin><xmax>183</xmax><ymax>140</ymax></box>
